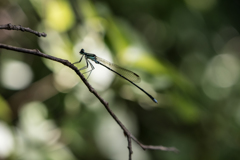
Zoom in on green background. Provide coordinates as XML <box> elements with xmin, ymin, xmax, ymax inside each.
<box><xmin>1</xmin><ymin>0</ymin><xmax>240</xmax><ymax>159</ymax></box>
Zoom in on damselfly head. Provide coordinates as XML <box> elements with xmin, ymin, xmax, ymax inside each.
<box><xmin>80</xmin><ymin>49</ymin><xmax>85</xmax><ymax>54</ymax></box>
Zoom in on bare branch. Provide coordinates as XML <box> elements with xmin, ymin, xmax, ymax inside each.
<box><xmin>0</xmin><ymin>23</ymin><xmax>47</xmax><ymax>37</ymax></box>
<box><xmin>0</xmin><ymin>25</ymin><xmax>179</xmax><ymax>159</ymax></box>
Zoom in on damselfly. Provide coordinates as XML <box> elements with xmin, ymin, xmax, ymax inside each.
<box><xmin>73</xmin><ymin>49</ymin><xmax>158</xmax><ymax>103</ymax></box>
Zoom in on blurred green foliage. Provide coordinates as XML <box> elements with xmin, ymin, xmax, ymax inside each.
<box><xmin>1</xmin><ymin>0</ymin><xmax>240</xmax><ymax>159</ymax></box>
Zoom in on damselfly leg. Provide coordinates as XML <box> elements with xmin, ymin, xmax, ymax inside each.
<box><xmin>73</xmin><ymin>55</ymin><xmax>95</xmax><ymax>79</ymax></box>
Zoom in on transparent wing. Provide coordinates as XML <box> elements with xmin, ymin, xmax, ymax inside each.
<box><xmin>96</xmin><ymin>56</ymin><xmax>141</xmax><ymax>83</ymax></box>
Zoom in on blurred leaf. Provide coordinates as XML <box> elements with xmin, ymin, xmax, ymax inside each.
<box><xmin>0</xmin><ymin>95</ymin><xmax>11</xmax><ymax>122</ymax></box>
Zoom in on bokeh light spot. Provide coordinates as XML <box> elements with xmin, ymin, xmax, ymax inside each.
<box><xmin>0</xmin><ymin>122</ymin><xmax>14</xmax><ymax>158</ymax></box>
<box><xmin>1</xmin><ymin>61</ymin><xmax>33</xmax><ymax>90</ymax></box>
<box><xmin>202</xmin><ymin>54</ymin><xmax>240</xmax><ymax>99</ymax></box>
<box><xmin>46</xmin><ymin>0</ymin><xmax>75</xmax><ymax>32</ymax></box>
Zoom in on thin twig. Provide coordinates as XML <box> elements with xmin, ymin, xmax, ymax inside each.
<box><xmin>0</xmin><ymin>25</ymin><xmax>179</xmax><ymax>159</ymax></box>
<box><xmin>126</xmin><ymin>134</ymin><xmax>133</xmax><ymax>160</ymax></box>
<box><xmin>0</xmin><ymin>23</ymin><xmax>47</xmax><ymax>37</ymax></box>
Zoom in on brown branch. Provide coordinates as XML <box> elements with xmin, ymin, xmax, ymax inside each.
<box><xmin>0</xmin><ymin>23</ymin><xmax>47</xmax><ymax>37</ymax></box>
<box><xmin>0</xmin><ymin>43</ymin><xmax>179</xmax><ymax>159</ymax></box>
<box><xmin>0</xmin><ymin>24</ymin><xmax>179</xmax><ymax>160</ymax></box>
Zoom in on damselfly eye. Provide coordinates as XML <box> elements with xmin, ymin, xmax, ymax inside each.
<box><xmin>80</xmin><ymin>49</ymin><xmax>85</xmax><ymax>54</ymax></box>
